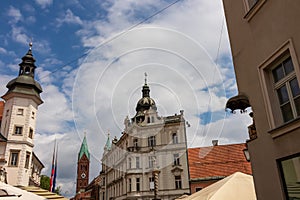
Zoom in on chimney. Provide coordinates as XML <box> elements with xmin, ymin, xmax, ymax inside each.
<box><xmin>212</xmin><ymin>140</ymin><xmax>218</xmax><ymax>146</ymax></box>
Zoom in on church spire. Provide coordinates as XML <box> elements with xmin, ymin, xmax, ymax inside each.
<box><xmin>104</xmin><ymin>132</ymin><xmax>111</xmax><ymax>151</ymax></box>
<box><xmin>78</xmin><ymin>133</ymin><xmax>90</xmax><ymax>160</ymax></box>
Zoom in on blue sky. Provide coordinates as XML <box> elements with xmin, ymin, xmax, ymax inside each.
<box><xmin>0</xmin><ymin>0</ymin><xmax>252</xmax><ymax>197</ymax></box>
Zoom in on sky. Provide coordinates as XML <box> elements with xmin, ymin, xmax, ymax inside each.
<box><xmin>0</xmin><ymin>0</ymin><xmax>252</xmax><ymax>197</ymax></box>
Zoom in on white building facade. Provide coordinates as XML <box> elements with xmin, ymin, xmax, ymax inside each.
<box><xmin>0</xmin><ymin>44</ymin><xmax>43</xmax><ymax>186</ymax></box>
<box><xmin>100</xmin><ymin>79</ymin><xmax>190</xmax><ymax>200</ymax></box>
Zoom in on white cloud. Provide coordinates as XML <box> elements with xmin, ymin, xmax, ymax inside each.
<box><xmin>34</xmin><ymin>0</ymin><xmax>53</xmax><ymax>9</ymax></box>
<box><xmin>7</xmin><ymin>6</ymin><xmax>22</xmax><ymax>24</ymax></box>
<box><xmin>11</xmin><ymin>26</ymin><xmax>28</xmax><ymax>45</ymax></box>
<box><xmin>0</xmin><ymin>47</ymin><xmax>7</xmax><ymax>54</ymax></box>
<box><xmin>0</xmin><ymin>0</ymin><xmax>248</xmax><ymax>197</ymax></box>
<box><xmin>56</xmin><ymin>9</ymin><xmax>83</xmax><ymax>27</ymax></box>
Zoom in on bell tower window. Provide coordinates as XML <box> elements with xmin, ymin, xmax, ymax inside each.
<box><xmin>25</xmin><ymin>67</ymin><xmax>30</xmax><ymax>74</ymax></box>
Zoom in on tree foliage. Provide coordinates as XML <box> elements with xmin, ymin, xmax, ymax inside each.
<box><xmin>40</xmin><ymin>175</ymin><xmax>50</xmax><ymax>190</ymax></box>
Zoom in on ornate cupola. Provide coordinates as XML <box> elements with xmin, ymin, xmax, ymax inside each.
<box><xmin>2</xmin><ymin>43</ymin><xmax>43</xmax><ymax>105</ymax></box>
<box><xmin>134</xmin><ymin>73</ymin><xmax>157</xmax><ymax>122</ymax></box>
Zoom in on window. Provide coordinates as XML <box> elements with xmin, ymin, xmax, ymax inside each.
<box><xmin>136</xmin><ymin>178</ymin><xmax>140</xmax><ymax>192</ymax></box>
<box><xmin>133</xmin><ymin>138</ymin><xmax>138</xmax><ymax>147</ymax></box>
<box><xmin>148</xmin><ymin>156</ymin><xmax>156</xmax><ymax>168</ymax></box>
<box><xmin>136</xmin><ymin>157</ymin><xmax>140</xmax><ymax>169</ymax></box>
<box><xmin>173</xmin><ymin>153</ymin><xmax>180</xmax><ymax>166</ymax></box>
<box><xmin>32</xmin><ymin>111</ymin><xmax>35</xmax><ymax>119</ymax></box>
<box><xmin>278</xmin><ymin>154</ymin><xmax>300</xmax><ymax>199</ymax></box>
<box><xmin>14</xmin><ymin>126</ymin><xmax>23</xmax><ymax>135</ymax></box>
<box><xmin>128</xmin><ymin>178</ymin><xmax>132</xmax><ymax>192</ymax></box>
<box><xmin>128</xmin><ymin>157</ymin><xmax>132</xmax><ymax>169</ymax></box>
<box><xmin>6</xmin><ymin>110</ymin><xmax>9</xmax><ymax>117</ymax></box>
<box><xmin>195</xmin><ymin>187</ymin><xmax>202</xmax><ymax>192</ymax></box>
<box><xmin>148</xmin><ymin>136</ymin><xmax>156</xmax><ymax>147</ymax></box>
<box><xmin>149</xmin><ymin>177</ymin><xmax>154</xmax><ymax>191</ymax></box>
<box><xmin>29</xmin><ymin>128</ymin><xmax>33</xmax><ymax>139</ymax></box>
<box><xmin>147</xmin><ymin>117</ymin><xmax>151</xmax><ymax>123</ymax></box>
<box><xmin>17</xmin><ymin>108</ymin><xmax>24</xmax><ymax>115</ymax></box>
<box><xmin>172</xmin><ymin>133</ymin><xmax>178</xmax><ymax>144</ymax></box>
<box><xmin>175</xmin><ymin>176</ymin><xmax>182</xmax><ymax>189</ymax></box>
<box><xmin>272</xmin><ymin>57</ymin><xmax>300</xmax><ymax>122</ymax></box>
<box><xmin>9</xmin><ymin>151</ymin><xmax>19</xmax><ymax>166</ymax></box>
<box><xmin>25</xmin><ymin>152</ymin><xmax>31</xmax><ymax>169</ymax></box>
<box><xmin>151</xmin><ymin>116</ymin><xmax>155</xmax><ymax>123</ymax></box>
<box><xmin>246</xmin><ymin>0</ymin><xmax>258</xmax><ymax>9</ymax></box>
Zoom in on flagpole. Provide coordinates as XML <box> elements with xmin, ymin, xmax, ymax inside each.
<box><xmin>52</xmin><ymin>143</ymin><xmax>58</xmax><ymax>192</ymax></box>
<box><xmin>50</xmin><ymin>139</ymin><xmax>56</xmax><ymax>192</ymax></box>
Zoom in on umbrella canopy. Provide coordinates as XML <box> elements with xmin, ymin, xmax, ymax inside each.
<box><xmin>183</xmin><ymin>172</ymin><xmax>256</xmax><ymax>200</ymax></box>
<box><xmin>0</xmin><ymin>182</ymin><xmax>45</xmax><ymax>200</ymax></box>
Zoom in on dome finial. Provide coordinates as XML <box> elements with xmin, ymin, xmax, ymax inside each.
<box><xmin>29</xmin><ymin>38</ymin><xmax>33</xmax><ymax>50</ymax></box>
<box><xmin>144</xmin><ymin>72</ymin><xmax>147</xmax><ymax>85</ymax></box>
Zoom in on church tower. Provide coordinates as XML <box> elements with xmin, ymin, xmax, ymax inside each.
<box><xmin>0</xmin><ymin>43</ymin><xmax>43</xmax><ymax>186</ymax></box>
<box><xmin>76</xmin><ymin>134</ymin><xmax>90</xmax><ymax>193</ymax></box>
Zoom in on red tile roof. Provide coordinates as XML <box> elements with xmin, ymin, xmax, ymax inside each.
<box><xmin>188</xmin><ymin>143</ymin><xmax>252</xmax><ymax>180</ymax></box>
<box><xmin>0</xmin><ymin>101</ymin><xmax>4</xmax><ymax>121</ymax></box>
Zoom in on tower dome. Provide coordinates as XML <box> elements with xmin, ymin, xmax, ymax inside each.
<box><xmin>134</xmin><ymin>73</ymin><xmax>157</xmax><ymax>122</ymax></box>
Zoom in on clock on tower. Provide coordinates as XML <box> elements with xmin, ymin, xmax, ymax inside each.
<box><xmin>76</xmin><ymin>134</ymin><xmax>90</xmax><ymax>193</ymax></box>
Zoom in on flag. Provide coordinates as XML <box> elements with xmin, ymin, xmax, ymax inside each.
<box><xmin>50</xmin><ymin>140</ymin><xmax>57</xmax><ymax>192</ymax></box>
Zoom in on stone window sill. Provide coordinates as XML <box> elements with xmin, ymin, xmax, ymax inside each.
<box><xmin>268</xmin><ymin>117</ymin><xmax>300</xmax><ymax>138</ymax></box>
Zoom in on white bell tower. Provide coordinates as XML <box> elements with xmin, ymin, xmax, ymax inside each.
<box><xmin>0</xmin><ymin>43</ymin><xmax>43</xmax><ymax>186</ymax></box>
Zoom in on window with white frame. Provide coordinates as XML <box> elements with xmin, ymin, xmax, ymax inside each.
<box><xmin>14</xmin><ymin>126</ymin><xmax>23</xmax><ymax>135</ymax></box>
<box><xmin>136</xmin><ymin>157</ymin><xmax>140</xmax><ymax>169</ymax></box>
<box><xmin>149</xmin><ymin>177</ymin><xmax>154</xmax><ymax>191</ymax></box>
<box><xmin>272</xmin><ymin>57</ymin><xmax>300</xmax><ymax>123</ymax></box>
<box><xmin>148</xmin><ymin>136</ymin><xmax>156</xmax><ymax>147</ymax></box>
<box><xmin>9</xmin><ymin>151</ymin><xmax>19</xmax><ymax>166</ymax></box>
<box><xmin>148</xmin><ymin>156</ymin><xmax>156</xmax><ymax>168</ymax></box>
<box><xmin>133</xmin><ymin>138</ymin><xmax>138</xmax><ymax>147</ymax></box>
<box><xmin>175</xmin><ymin>176</ymin><xmax>182</xmax><ymax>189</ymax></box>
<box><xmin>173</xmin><ymin>153</ymin><xmax>180</xmax><ymax>166</ymax></box>
<box><xmin>172</xmin><ymin>133</ymin><xmax>178</xmax><ymax>144</ymax></box>
<box><xmin>136</xmin><ymin>177</ymin><xmax>140</xmax><ymax>192</ymax></box>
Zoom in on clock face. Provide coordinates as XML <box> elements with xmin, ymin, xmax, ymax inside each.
<box><xmin>81</xmin><ymin>172</ymin><xmax>86</xmax><ymax>179</ymax></box>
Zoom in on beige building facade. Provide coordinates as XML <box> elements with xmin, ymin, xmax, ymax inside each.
<box><xmin>100</xmin><ymin>79</ymin><xmax>190</xmax><ymax>200</ymax></box>
<box><xmin>223</xmin><ymin>0</ymin><xmax>300</xmax><ymax>199</ymax></box>
<box><xmin>0</xmin><ymin>44</ymin><xmax>44</xmax><ymax>186</ymax></box>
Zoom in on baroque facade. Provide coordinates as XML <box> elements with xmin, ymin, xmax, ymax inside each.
<box><xmin>100</xmin><ymin>78</ymin><xmax>190</xmax><ymax>200</ymax></box>
<box><xmin>223</xmin><ymin>0</ymin><xmax>300</xmax><ymax>199</ymax></box>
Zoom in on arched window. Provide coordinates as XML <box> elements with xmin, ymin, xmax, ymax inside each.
<box><xmin>172</xmin><ymin>133</ymin><xmax>178</xmax><ymax>144</ymax></box>
<box><xmin>25</xmin><ymin>67</ymin><xmax>30</xmax><ymax>74</ymax></box>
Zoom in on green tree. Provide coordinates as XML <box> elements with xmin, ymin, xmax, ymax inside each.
<box><xmin>54</xmin><ymin>186</ymin><xmax>62</xmax><ymax>195</ymax></box>
<box><xmin>40</xmin><ymin>175</ymin><xmax>50</xmax><ymax>190</ymax></box>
